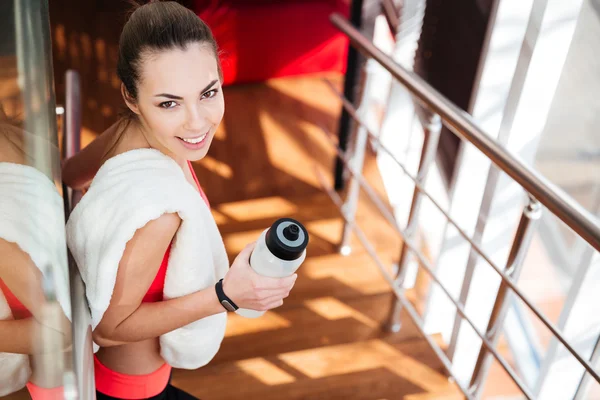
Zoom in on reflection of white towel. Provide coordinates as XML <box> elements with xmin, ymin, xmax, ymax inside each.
<box><xmin>0</xmin><ymin>162</ymin><xmax>71</xmax><ymax>395</ymax></box>
<box><xmin>66</xmin><ymin>149</ymin><xmax>229</xmax><ymax>369</ymax></box>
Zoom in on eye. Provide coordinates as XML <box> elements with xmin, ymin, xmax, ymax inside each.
<box><xmin>201</xmin><ymin>89</ymin><xmax>218</xmax><ymax>100</ymax></box>
<box><xmin>159</xmin><ymin>101</ymin><xmax>177</xmax><ymax>109</ymax></box>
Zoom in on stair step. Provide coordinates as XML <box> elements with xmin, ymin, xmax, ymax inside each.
<box><xmin>213</xmin><ymin>292</ymin><xmax>424</xmax><ymax>365</ymax></box>
<box><xmin>172</xmin><ymin>338</ymin><xmax>460</xmax><ymax>400</ymax></box>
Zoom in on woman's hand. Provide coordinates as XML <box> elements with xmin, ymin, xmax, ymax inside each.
<box><xmin>222</xmin><ymin>243</ymin><xmax>297</xmax><ymax>311</ymax></box>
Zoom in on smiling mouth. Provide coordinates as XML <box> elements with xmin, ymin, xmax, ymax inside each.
<box><xmin>177</xmin><ymin>132</ymin><xmax>208</xmax><ymax>144</ymax></box>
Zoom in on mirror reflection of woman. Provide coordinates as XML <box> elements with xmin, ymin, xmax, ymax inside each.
<box><xmin>0</xmin><ymin>104</ymin><xmax>72</xmax><ymax>399</ymax></box>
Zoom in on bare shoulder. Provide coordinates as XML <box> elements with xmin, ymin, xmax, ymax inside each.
<box><xmin>113</xmin><ymin>212</ymin><xmax>181</xmax><ymax>295</ymax></box>
<box><xmin>125</xmin><ymin>212</ymin><xmax>182</xmax><ymax>256</ymax></box>
<box><xmin>101</xmin><ymin>118</ymin><xmax>143</xmax><ymax>159</ymax></box>
<box><xmin>116</xmin><ymin>212</ymin><xmax>181</xmax><ymax>288</ymax></box>
<box><xmin>0</xmin><ymin>238</ymin><xmax>46</xmax><ymax>317</ymax></box>
<box><xmin>140</xmin><ymin>212</ymin><xmax>182</xmax><ymax>237</ymax></box>
<box><xmin>62</xmin><ymin>119</ymin><xmax>129</xmax><ymax>189</ymax></box>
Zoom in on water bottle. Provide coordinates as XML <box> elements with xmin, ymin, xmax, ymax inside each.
<box><xmin>236</xmin><ymin>218</ymin><xmax>309</xmax><ymax>318</ymax></box>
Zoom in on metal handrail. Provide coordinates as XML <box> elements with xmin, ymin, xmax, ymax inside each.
<box><xmin>322</xmin><ymin>75</ymin><xmax>600</xmax><ymax>385</ymax></box>
<box><xmin>319</xmin><ymin>124</ymin><xmax>538</xmax><ymax>398</ymax></box>
<box><xmin>326</xmin><ymin>12</ymin><xmax>600</xmax><ymax>396</ymax></box>
<box><xmin>330</xmin><ymin>13</ymin><xmax>600</xmax><ymax>253</ymax></box>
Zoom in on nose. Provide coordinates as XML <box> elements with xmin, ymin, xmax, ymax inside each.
<box><xmin>184</xmin><ymin>104</ymin><xmax>207</xmax><ymax>132</ymax></box>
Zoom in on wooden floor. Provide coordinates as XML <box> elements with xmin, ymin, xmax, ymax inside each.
<box><xmin>170</xmin><ymin>74</ymin><xmax>462</xmax><ymax>400</ymax></box>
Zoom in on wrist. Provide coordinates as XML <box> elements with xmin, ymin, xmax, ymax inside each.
<box><xmin>206</xmin><ymin>285</ymin><xmax>225</xmax><ymax>315</ymax></box>
<box><xmin>215</xmin><ymin>279</ymin><xmax>238</xmax><ymax>312</ymax></box>
<box><xmin>222</xmin><ymin>276</ymin><xmax>233</xmax><ymax>301</ymax></box>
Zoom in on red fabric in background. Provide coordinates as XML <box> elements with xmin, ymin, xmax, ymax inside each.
<box><xmin>193</xmin><ymin>0</ymin><xmax>350</xmax><ymax>85</ymax></box>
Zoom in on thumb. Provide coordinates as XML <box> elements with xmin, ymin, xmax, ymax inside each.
<box><xmin>235</xmin><ymin>242</ymin><xmax>256</xmax><ymax>263</ymax></box>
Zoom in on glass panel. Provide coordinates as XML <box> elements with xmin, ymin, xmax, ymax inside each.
<box><xmin>0</xmin><ymin>0</ymin><xmax>72</xmax><ymax>398</ymax></box>
<box><xmin>508</xmin><ymin>1</ymin><xmax>600</xmax><ymax>397</ymax></box>
<box><xmin>534</xmin><ymin>0</ymin><xmax>600</xmax><ymax>270</ymax></box>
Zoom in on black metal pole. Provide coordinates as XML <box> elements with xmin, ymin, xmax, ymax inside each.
<box><xmin>334</xmin><ymin>0</ymin><xmax>364</xmax><ymax>190</ymax></box>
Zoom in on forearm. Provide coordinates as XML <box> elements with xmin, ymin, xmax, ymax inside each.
<box><xmin>0</xmin><ymin>318</ymin><xmax>34</xmax><ymax>354</ymax></box>
<box><xmin>96</xmin><ymin>285</ymin><xmax>225</xmax><ymax>346</ymax></box>
<box><xmin>0</xmin><ymin>318</ymin><xmax>66</xmax><ymax>354</ymax></box>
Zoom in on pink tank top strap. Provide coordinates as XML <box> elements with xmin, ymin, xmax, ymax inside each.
<box><xmin>187</xmin><ymin>160</ymin><xmax>210</xmax><ymax>207</ymax></box>
<box><xmin>0</xmin><ymin>278</ymin><xmax>32</xmax><ymax>319</ymax></box>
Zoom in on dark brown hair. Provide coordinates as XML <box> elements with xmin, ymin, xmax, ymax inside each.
<box><xmin>104</xmin><ymin>1</ymin><xmax>221</xmax><ymax>160</ymax></box>
<box><xmin>118</xmin><ymin>0</ymin><xmax>222</xmax><ymax>102</ymax></box>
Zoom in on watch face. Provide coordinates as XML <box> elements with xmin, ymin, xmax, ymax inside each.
<box><xmin>221</xmin><ymin>299</ymin><xmax>237</xmax><ymax>312</ymax></box>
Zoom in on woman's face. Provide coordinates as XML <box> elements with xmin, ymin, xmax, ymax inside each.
<box><xmin>127</xmin><ymin>42</ymin><xmax>224</xmax><ymax>162</ymax></box>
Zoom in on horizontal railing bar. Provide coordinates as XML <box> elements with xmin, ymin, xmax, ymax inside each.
<box><xmin>318</xmin><ymin>123</ymin><xmax>600</xmax><ymax>384</ymax></box>
<box><xmin>330</xmin><ymin>12</ymin><xmax>600</xmax><ymax>253</ymax></box>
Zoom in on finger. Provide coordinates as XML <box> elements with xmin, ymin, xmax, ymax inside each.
<box><xmin>235</xmin><ymin>242</ymin><xmax>256</xmax><ymax>263</ymax></box>
<box><xmin>266</xmin><ymin>299</ymin><xmax>285</xmax><ymax>310</ymax></box>
<box><xmin>260</xmin><ymin>298</ymin><xmax>285</xmax><ymax>311</ymax></box>
<box><xmin>257</xmin><ymin>287</ymin><xmax>292</xmax><ymax>300</ymax></box>
<box><xmin>257</xmin><ymin>279</ymin><xmax>296</xmax><ymax>295</ymax></box>
<box><xmin>257</xmin><ymin>274</ymin><xmax>297</xmax><ymax>290</ymax></box>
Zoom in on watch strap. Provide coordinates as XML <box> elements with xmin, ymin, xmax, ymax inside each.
<box><xmin>215</xmin><ymin>278</ymin><xmax>238</xmax><ymax>312</ymax></box>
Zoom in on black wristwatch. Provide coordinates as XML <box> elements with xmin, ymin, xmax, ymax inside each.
<box><xmin>215</xmin><ymin>279</ymin><xmax>238</xmax><ymax>312</ymax></box>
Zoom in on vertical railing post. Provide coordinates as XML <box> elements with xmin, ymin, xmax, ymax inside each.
<box><xmin>339</xmin><ymin>60</ymin><xmax>378</xmax><ymax>255</ymax></box>
<box><xmin>334</xmin><ymin>0</ymin><xmax>364</xmax><ymax>190</ymax></box>
<box><xmin>63</xmin><ymin>69</ymin><xmax>86</xmax><ymax>399</ymax></box>
<box><xmin>64</xmin><ymin>70</ymin><xmax>82</xmax><ymax>208</ymax></box>
<box><xmin>385</xmin><ymin>110</ymin><xmax>442</xmax><ymax>331</ymax></box>
<box><xmin>469</xmin><ymin>196</ymin><xmax>542</xmax><ymax>397</ymax></box>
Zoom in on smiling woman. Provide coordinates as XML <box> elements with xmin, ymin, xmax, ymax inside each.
<box><xmin>61</xmin><ymin>1</ymin><xmax>298</xmax><ymax>399</ymax></box>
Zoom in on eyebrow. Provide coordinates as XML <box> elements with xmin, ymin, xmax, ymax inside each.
<box><xmin>154</xmin><ymin>80</ymin><xmax>219</xmax><ymax>99</ymax></box>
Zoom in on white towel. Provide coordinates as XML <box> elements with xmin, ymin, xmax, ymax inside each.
<box><xmin>66</xmin><ymin>148</ymin><xmax>229</xmax><ymax>369</ymax></box>
<box><xmin>0</xmin><ymin>162</ymin><xmax>71</xmax><ymax>394</ymax></box>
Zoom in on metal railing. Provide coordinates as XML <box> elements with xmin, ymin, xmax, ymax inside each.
<box><xmin>61</xmin><ymin>69</ymin><xmax>95</xmax><ymax>399</ymax></box>
<box><xmin>318</xmin><ymin>12</ymin><xmax>600</xmax><ymax>400</ymax></box>
<box><xmin>381</xmin><ymin>0</ymin><xmax>400</xmax><ymax>36</ymax></box>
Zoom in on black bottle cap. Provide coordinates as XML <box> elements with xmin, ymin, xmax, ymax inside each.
<box><xmin>283</xmin><ymin>224</ymin><xmax>299</xmax><ymax>241</ymax></box>
<box><xmin>265</xmin><ymin>218</ymin><xmax>309</xmax><ymax>261</ymax></box>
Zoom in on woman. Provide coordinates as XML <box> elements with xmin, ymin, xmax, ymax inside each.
<box><xmin>0</xmin><ymin>105</ymin><xmax>72</xmax><ymax>399</ymax></box>
<box><xmin>62</xmin><ymin>1</ymin><xmax>296</xmax><ymax>399</ymax></box>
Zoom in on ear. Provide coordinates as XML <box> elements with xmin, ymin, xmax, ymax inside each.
<box><xmin>121</xmin><ymin>83</ymin><xmax>140</xmax><ymax>115</ymax></box>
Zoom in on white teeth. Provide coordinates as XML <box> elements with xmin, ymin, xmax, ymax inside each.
<box><xmin>181</xmin><ymin>133</ymin><xmax>207</xmax><ymax>144</ymax></box>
